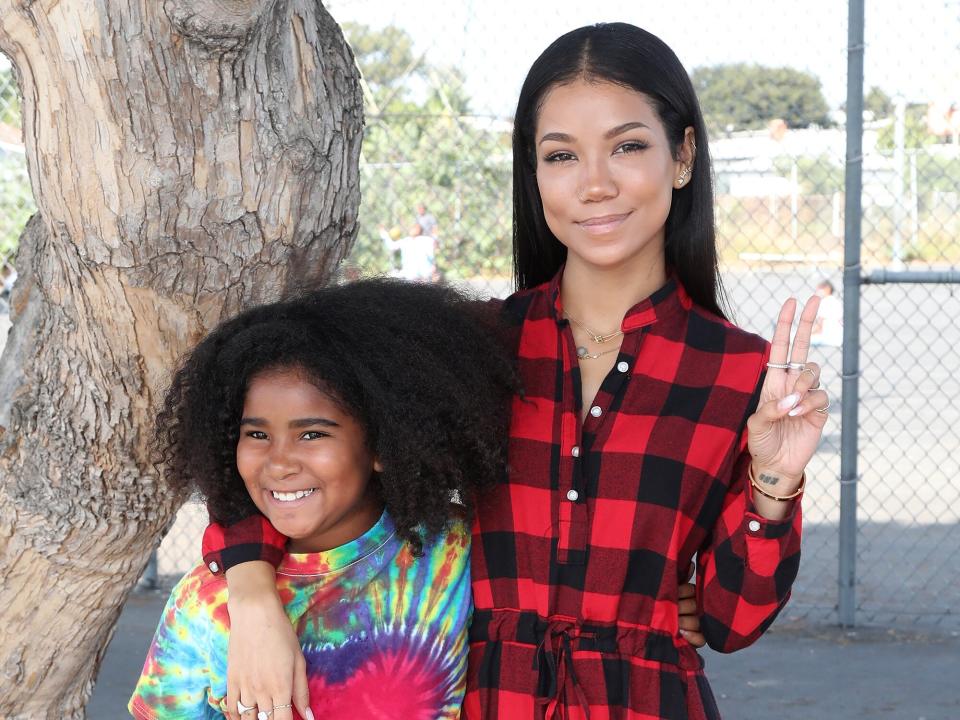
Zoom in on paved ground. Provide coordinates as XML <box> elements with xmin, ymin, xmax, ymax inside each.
<box><xmin>91</xmin><ymin>586</ymin><xmax>960</xmax><ymax>719</ymax></box>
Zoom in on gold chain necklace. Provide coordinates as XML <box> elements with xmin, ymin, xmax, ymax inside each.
<box><xmin>564</xmin><ymin>312</ymin><xmax>624</xmax><ymax>360</ymax></box>
<box><xmin>565</xmin><ymin>313</ymin><xmax>623</xmax><ymax>344</ymax></box>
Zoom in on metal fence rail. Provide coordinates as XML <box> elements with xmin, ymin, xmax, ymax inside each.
<box><xmin>1</xmin><ymin>1</ymin><xmax>958</xmax><ymax>628</ymax></box>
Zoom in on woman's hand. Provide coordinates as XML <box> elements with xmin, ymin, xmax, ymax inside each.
<box><xmin>223</xmin><ymin>562</ymin><xmax>313</xmax><ymax>720</ymax></box>
<box><xmin>747</xmin><ymin>296</ymin><xmax>830</xmax><ymax>520</ymax></box>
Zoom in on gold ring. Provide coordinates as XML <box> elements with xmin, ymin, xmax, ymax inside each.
<box><xmin>815</xmin><ymin>401</ymin><xmax>831</xmax><ymax>414</ymax></box>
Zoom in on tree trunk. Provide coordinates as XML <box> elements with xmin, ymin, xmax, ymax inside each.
<box><xmin>0</xmin><ymin>2</ymin><xmax>363</xmax><ymax>716</ymax></box>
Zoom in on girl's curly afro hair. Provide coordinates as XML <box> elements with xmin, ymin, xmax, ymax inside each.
<box><xmin>155</xmin><ymin>278</ymin><xmax>518</xmax><ymax>554</ymax></box>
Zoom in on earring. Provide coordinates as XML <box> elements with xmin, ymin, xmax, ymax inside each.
<box><xmin>676</xmin><ymin>166</ymin><xmax>691</xmax><ymax>187</ymax></box>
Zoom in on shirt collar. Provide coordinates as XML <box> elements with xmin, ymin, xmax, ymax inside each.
<box><xmin>278</xmin><ymin>510</ymin><xmax>396</xmax><ymax>576</ymax></box>
<box><xmin>548</xmin><ymin>266</ymin><xmax>692</xmax><ymax>333</ymax></box>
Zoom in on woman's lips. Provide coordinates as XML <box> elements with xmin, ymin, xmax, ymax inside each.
<box><xmin>576</xmin><ymin>212</ymin><xmax>631</xmax><ymax>234</ymax></box>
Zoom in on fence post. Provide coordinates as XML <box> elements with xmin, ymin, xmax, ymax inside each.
<box><xmin>838</xmin><ymin>0</ymin><xmax>866</xmax><ymax>627</ymax></box>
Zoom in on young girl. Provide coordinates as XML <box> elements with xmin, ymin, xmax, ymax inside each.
<box><xmin>129</xmin><ymin>279</ymin><xmax>517</xmax><ymax>719</ymax></box>
<box><xmin>204</xmin><ymin>23</ymin><xmax>828</xmax><ymax>720</ymax></box>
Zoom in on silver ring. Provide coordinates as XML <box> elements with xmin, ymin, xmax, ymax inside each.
<box><xmin>766</xmin><ymin>362</ymin><xmax>791</xmax><ymax>369</ymax></box>
<box><xmin>237</xmin><ymin>701</ymin><xmax>255</xmax><ymax>715</ymax></box>
<box><xmin>272</xmin><ymin>705</ymin><xmax>293</xmax><ymax>712</ymax></box>
<box><xmin>815</xmin><ymin>400</ymin><xmax>831</xmax><ymax>414</ymax></box>
<box><xmin>787</xmin><ymin>362</ymin><xmax>806</xmax><ymax>371</ymax></box>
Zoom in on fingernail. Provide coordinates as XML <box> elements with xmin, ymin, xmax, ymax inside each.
<box><xmin>788</xmin><ymin>406</ymin><xmax>804</xmax><ymax>417</ymax></box>
<box><xmin>306</xmin><ymin>710</ymin><xmax>316</xmax><ymax>720</ymax></box>
<box><xmin>778</xmin><ymin>393</ymin><xmax>800</xmax><ymax>410</ymax></box>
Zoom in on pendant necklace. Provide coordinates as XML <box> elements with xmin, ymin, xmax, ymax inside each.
<box><xmin>565</xmin><ymin>312</ymin><xmax>623</xmax><ymax>360</ymax></box>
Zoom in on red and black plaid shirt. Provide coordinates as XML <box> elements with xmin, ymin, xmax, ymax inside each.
<box><xmin>202</xmin><ymin>272</ymin><xmax>801</xmax><ymax>720</ymax></box>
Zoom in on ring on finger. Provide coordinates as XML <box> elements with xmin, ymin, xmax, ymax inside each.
<box><xmin>257</xmin><ymin>711</ymin><xmax>273</xmax><ymax>720</ymax></box>
<box><xmin>237</xmin><ymin>701</ymin><xmax>256</xmax><ymax>715</ymax></box>
<box><xmin>766</xmin><ymin>361</ymin><xmax>791</xmax><ymax>369</ymax></box>
<box><xmin>815</xmin><ymin>400</ymin><xmax>831</xmax><ymax>414</ymax></box>
<box><xmin>787</xmin><ymin>362</ymin><xmax>806</xmax><ymax>371</ymax></box>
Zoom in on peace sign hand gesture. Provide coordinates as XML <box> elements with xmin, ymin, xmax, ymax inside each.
<box><xmin>746</xmin><ymin>296</ymin><xmax>830</xmax><ymax>520</ymax></box>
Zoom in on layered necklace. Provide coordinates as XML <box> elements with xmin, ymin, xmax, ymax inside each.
<box><xmin>565</xmin><ymin>312</ymin><xmax>623</xmax><ymax>360</ymax></box>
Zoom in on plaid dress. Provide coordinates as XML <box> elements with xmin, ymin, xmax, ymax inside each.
<box><xmin>463</xmin><ymin>274</ymin><xmax>800</xmax><ymax>720</ymax></box>
<box><xmin>202</xmin><ymin>273</ymin><xmax>802</xmax><ymax>720</ymax></box>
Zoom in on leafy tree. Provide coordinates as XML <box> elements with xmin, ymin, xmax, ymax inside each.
<box><xmin>0</xmin><ymin>66</ymin><xmax>20</xmax><ymax>126</ymax></box>
<box><xmin>876</xmin><ymin>103</ymin><xmax>938</xmax><ymax>150</ymax></box>
<box><xmin>864</xmin><ymin>86</ymin><xmax>893</xmax><ymax>119</ymax></box>
<box><xmin>341</xmin><ymin>24</ymin><xmax>512</xmax><ymax>279</ymax></box>
<box><xmin>692</xmin><ymin>63</ymin><xmax>831</xmax><ymax>132</ymax></box>
<box><xmin>343</xmin><ymin>22</ymin><xmax>424</xmax><ymax>112</ymax></box>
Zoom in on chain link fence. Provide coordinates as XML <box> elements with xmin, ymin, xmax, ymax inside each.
<box><xmin>1</xmin><ymin>1</ymin><xmax>958</xmax><ymax>628</ymax></box>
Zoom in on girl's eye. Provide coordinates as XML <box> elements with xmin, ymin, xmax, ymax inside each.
<box><xmin>245</xmin><ymin>430</ymin><xmax>268</xmax><ymax>440</ymax></box>
<box><xmin>543</xmin><ymin>151</ymin><xmax>576</xmax><ymax>164</ymax></box>
<box><xmin>615</xmin><ymin>140</ymin><xmax>649</xmax><ymax>155</ymax></box>
<box><xmin>301</xmin><ymin>430</ymin><xmax>328</xmax><ymax>441</ymax></box>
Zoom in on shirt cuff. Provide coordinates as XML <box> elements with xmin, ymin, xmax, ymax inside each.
<box><xmin>201</xmin><ymin>516</ymin><xmax>287</xmax><ymax>575</ymax></box>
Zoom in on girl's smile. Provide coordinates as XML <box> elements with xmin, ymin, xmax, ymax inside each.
<box><xmin>236</xmin><ymin>367</ymin><xmax>383</xmax><ymax>553</ymax></box>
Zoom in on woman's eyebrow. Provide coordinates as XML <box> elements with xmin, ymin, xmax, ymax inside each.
<box><xmin>539</xmin><ymin>121</ymin><xmax>651</xmax><ymax>145</ymax></box>
<box><xmin>605</xmin><ymin>121</ymin><xmax>650</xmax><ymax>138</ymax></box>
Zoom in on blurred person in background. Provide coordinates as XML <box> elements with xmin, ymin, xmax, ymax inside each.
<box><xmin>378</xmin><ymin>222</ymin><xmax>437</xmax><ymax>281</ymax></box>
<box><xmin>811</xmin><ymin>279</ymin><xmax>843</xmax><ymax>347</ymax></box>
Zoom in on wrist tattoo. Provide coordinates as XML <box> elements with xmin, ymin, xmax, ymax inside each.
<box><xmin>759</xmin><ymin>472</ymin><xmax>780</xmax><ymax>485</ymax></box>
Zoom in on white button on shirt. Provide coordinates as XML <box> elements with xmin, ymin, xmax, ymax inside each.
<box><xmin>748</xmin><ymin>520</ymin><xmax>761</xmax><ymax>533</ymax></box>
<box><xmin>567</xmin><ymin>489</ymin><xmax>579</xmax><ymax>502</ymax></box>
<box><xmin>617</xmin><ymin>361</ymin><xmax>629</xmax><ymax>373</ymax></box>
<box><xmin>208</xmin><ymin>561</ymin><xmax>220</xmax><ymax>573</ymax></box>
<box><xmin>571</xmin><ymin>446</ymin><xmax>580</xmax><ymax>457</ymax></box>
<box><xmin>590</xmin><ymin>406</ymin><xmax>602</xmax><ymax>418</ymax></box>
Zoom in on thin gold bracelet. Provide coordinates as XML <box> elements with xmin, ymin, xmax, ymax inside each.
<box><xmin>749</xmin><ymin>464</ymin><xmax>805</xmax><ymax>501</ymax></box>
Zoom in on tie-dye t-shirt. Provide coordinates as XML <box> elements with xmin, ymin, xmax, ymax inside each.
<box><xmin>129</xmin><ymin>512</ymin><xmax>471</xmax><ymax>719</ymax></box>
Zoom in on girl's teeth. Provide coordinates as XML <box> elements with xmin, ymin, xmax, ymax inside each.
<box><xmin>271</xmin><ymin>489</ymin><xmax>316</xmax><ymax>502</ymax></box>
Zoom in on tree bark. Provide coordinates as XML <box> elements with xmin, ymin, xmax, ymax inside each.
<box><xmin>0</xmin><ymin>1</ymin><xmax>363</xmax><ymax>716</ymax></box>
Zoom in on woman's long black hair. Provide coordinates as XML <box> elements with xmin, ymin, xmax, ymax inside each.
<box><xmin>512</xmin><ymin>22</ymin><xmax>727</xmax><ymax>319</ymax></box>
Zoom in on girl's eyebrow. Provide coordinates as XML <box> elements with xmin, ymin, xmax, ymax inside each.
<box><xmin>290</xmin><ymin>418</ymin><xmax>339</xmax><ymax>428</ymax></box>
<box><xmin>538</xmin><ymin>121</ymin><xmax>650</xmax><ymax>145</ymax></box>
<box><xmin>239</xmin><ymin>417</ymin><xmax>340</xmax><ymax>428</ymax></box>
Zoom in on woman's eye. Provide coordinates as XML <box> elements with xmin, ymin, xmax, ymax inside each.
<box><xmin>615</xmin><ymin>141</ymin><xmax>648</xmax><ymax>155</ymax></box>
<box><xmin>245</xmin><ymin>430</ymin><xmax>268</xmax><ymax>440</ymax></box>
<box><xmin>543</xmin><ymin>151</ymin><xmax>576</xmax><ymax>164</ymax></box>
<box><xmin>301</xmin><ymin>430</ymin><xmax>328</xmax><ymax>441</ymax></box>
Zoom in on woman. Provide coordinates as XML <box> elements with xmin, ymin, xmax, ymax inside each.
<box><xmin>203</xmin><ymin>23</ymin><xmax>827</xmax><ymax>720</ymax></box>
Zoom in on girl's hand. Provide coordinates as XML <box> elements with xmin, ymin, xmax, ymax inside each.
<box><xmin>747</xmin><ymin>296</ymin><xmax>830</xmax><ymax>519</ymax></box>
<box><xmin>678</xmin><ymin>562</ymin><xmax>705</xmax><ymax>648</ymax></box>
<box><xmin>223</xmin><ymin>562</ymin><xmax>313</xmax><ymax>720</ymax></box>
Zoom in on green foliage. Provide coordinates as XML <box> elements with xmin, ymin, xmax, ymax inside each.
<box><xmin>876</xmin><ymin>103</ymin><xmax>939</xmax><ymax>150</ymax></box>
<box><xmin>0</xmin><ymin>67</ymin><xmax>21</xmax><ymax>127</ymax></box>
<box><xmin>692</xmin><ymin>63</ymin><xmax>831</xmax><ymax>132</ymax></box>
<box><xmin>864</xmin><ymin>86</ymin><xmax>893</xmax><ymax>119</ymax></box>
<box><xmin>342</xmin><ymin>24</ymin><xmax>512</xmax><ymax>279</ymax></box>
<box><xmin>773</xmin><ymin>154</ymin><xmax>845</xmax><ymax>196</ymax></box>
